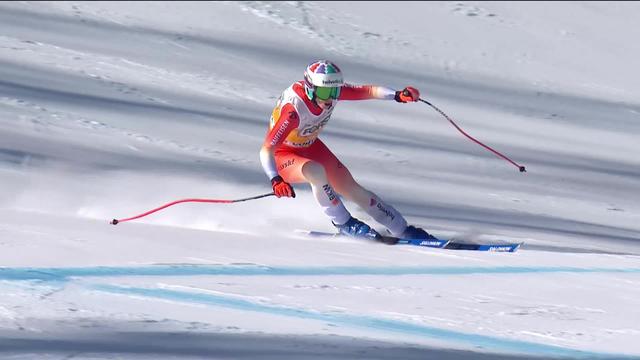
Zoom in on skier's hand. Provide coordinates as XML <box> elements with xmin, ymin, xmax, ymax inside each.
<box><xmin>271</xmin><ymin>176</ymin><xmax>296</xmax><ymax>198</ymax></box>
<box><xmin>395</xmin><ymin>87</ymin><xmax>420</xmax><ymax>103</ymax></box>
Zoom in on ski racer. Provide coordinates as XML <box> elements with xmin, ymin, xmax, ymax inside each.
<box><xmin>260</xmin><ymin>60</ymin><xmax>436</xmax><ymax>241</ymax></box>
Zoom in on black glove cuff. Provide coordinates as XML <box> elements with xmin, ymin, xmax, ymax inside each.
<box><xmin>271</xmin><ymin>175</ymin><xmax>284</xmax><ymax>186</ymax></box>
<box><xmin>394</xmin><ymin>91</ymin><xmax>403</xmax><ymax>103</ymax></box>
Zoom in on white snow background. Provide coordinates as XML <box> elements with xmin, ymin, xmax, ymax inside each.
<box><xmin>1</xmin><ymin>1</ymin><xmax>639</xmax><ymax>359</ymax></box>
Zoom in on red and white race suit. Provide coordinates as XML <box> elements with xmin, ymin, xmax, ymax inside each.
<box><xmin>259</xmin><ymin>81</ymin><xmax>408</xmax><ymax>234</ymax></box>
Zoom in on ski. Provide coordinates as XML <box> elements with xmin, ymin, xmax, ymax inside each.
<box><xmin>300</xmin><ymin>230</ymin><xmax>522</xmax><ymax>252</ymax></box>
<box><xmin>302</xmin><ymin>230</ymin><xmax>449</xmax><ymax>248</ymax></box>
<box><xmin>390</xmin><ymin>237</ymin><xmax>450</xmax><ymax>248</ymax></box>
<box><xmin>444</xmin><ymin>242</ymin><xmax>522</xmax><ymax>252</ymax></box>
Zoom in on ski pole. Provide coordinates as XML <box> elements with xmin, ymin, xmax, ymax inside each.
<box><xmin>111</xmin><ymin>192</ymin><xmax>275</xmax><ymax>225</ymax></box>
<box><xmin>414</xmin><ymin>94</ymin><xmax>526</xmax><ymax>172</ymax></box>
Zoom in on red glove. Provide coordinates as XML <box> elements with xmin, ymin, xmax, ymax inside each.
<box><xmin>395</xmin><ymin>86</ymin><xmax>420</xmax><ymax>103</ymax></box>
<box><xmin>271</xmin><ymin>176</ymin><xmax>296</xmax><ymax>198</ymax></box>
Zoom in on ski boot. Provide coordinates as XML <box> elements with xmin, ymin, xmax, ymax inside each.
<box><xmin>334</xmin><ymin>217</ymin><xmax>380</xmax><ymax>241</ymax></box>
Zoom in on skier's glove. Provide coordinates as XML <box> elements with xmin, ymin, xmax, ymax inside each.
<box><xmin>271</xmin><ymin>175</ymin><xmax>296</xmax><ymax>198</ymax></box>
<box><xmin>395</xmin><ymin>86</ymin><xmax>420</xmax><ymax>103</ymax></box>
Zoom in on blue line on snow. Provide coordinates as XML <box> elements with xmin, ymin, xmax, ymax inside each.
<box><xmin>1</xmin><ymin>265</ymin><xmax>640</xmax><ymax>281</ymax></box>
<box><xmin>92</xmin><ymin>284</ymin><xmax>635</xmax><ymax>360</ymax></box>
<box><xmin>2</xmin><ymin>265</ymin><xmax>638</xmax><ymax>358</ymax></box>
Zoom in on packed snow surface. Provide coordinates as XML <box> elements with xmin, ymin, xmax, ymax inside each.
<box><xmin>1</xmin><ymin>2</ymin><xmax>639</xmax><ymax>359</ymax></box>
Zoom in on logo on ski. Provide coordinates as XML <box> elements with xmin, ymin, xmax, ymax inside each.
<box><xmin>420</xmin><ymin>240</ymin><xmax>445</xmax><ymax>246</ymax></box>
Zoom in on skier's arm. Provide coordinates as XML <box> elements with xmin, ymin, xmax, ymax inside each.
<box><xmin>339</xmin><ymin>84</ymin><xmax>420</xmax><ymax>103</ymax></box>
<box><xmin>338</xmin><ymin>84</ymin><xmax>397</xmax><ymax>100</ymax></box>
<box><xmin>260</xmin><ymin>103</ymin><xmax>299</xmax><ymax>197</ymax></box>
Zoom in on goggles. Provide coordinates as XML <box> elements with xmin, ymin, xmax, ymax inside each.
<box><xmin>315</xmin><ymin>86</ymin><xmax>341</xmax><ymax>101</ymax></box>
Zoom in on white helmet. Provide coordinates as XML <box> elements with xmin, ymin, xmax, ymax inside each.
<box><xmin>303</xmin><ymin>60</ymin><xmax>344</xmax><ymax>100</ymax></box>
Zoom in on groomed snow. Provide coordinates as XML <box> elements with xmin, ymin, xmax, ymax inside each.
<box><xmin>1</xmin><ymin>2</ymin><xmax>639</xmax><ymax>359</ymax></box>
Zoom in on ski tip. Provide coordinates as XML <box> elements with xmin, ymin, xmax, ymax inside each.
<box><xmin>111</xmin><ymin>219</ymin><xmax>119</xmax><ymax>225</ymax></box>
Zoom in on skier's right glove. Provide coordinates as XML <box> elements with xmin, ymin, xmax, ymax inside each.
<box><xmin>271</xmin><ymin>175</ymin><xmax>296</xmax><ymax>198</ymax></box>
<box><xmin>395</xmin><ymin>86</ymin><xmax>420</xmax><ymax>103</ymax></box>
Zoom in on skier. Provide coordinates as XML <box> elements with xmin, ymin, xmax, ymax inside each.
<box><xmin>260</xmin><ymin>60</ymin><xmax>436</xmax><ymax>241</ymax></box>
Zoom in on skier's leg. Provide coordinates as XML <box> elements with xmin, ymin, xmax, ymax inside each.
<box><xmin>338</xmin><ymin>178</ymin><xmax>409</xmax><ymax>237</ymax></box>
<box><xmin>332</xmin><ymin>174</ymin><xmax>434</xmax><ymax>239</ymax></box>
<box><xmin>300</xmin><ymin>161</ymin><xmax>379</xmax><ymax>239</ymax></box>
<box><xmin>275</xmin><ymin>143</ymin><xmax>379</xmax><ymax>239</ymax></box>
<box><xmin>300</xmin><ymin>160</ymin><xmax>351</xmax><ymax>226</ymax></box>
<box><xmin>274</xmin><ymin>147</ymin><xmax>350</xmax><ymax>226</ymax></box>
<box><xmin>308</xmin><ymin>141</ymin><xmax>409</xmax><ymax>236</ymax></box>
<box><xmin>334</xmin><ymin>175</ymin><xmax>436</xmax><ymax>239</ymax></box>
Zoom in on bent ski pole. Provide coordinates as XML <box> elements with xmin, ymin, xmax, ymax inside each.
<box><xmin>111</xmin><ymin>192</ymin><xmax>275</xmax><ymax>225</ymax></box>
<box><xmin>415</xmin><ymin>95</ymin><xmax>526</xmax><ymax>172</ymax></box>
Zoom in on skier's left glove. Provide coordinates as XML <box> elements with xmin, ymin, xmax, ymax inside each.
<box><xmin>271</xmin><ymin>175</ymin><xmax>296</xmax><ymax>198</ymax></box>
<box><xmin>395</xmin><ymin>86</ymin><xmax>420</xmax><ymax>103</ymax></box>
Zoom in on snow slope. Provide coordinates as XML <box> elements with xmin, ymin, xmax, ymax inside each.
<box><xmin>0</xmin><ymin>1</ymin><xmax>639</xmax><ymax>359</ymax></box>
